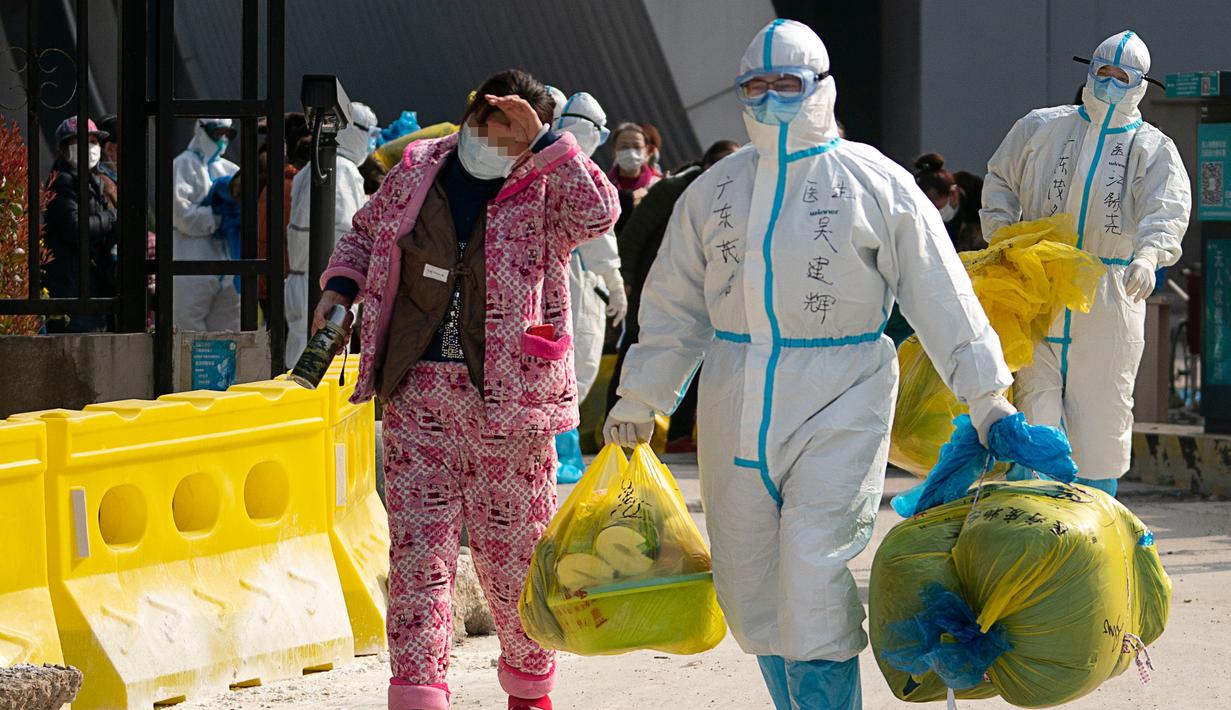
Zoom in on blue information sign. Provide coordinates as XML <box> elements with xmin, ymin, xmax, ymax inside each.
<box><xmin>191</xmin><ymin>339</ymin><xmax>237</xmax><ymax>391</ymax></box>
<box><xmin>1198</xmin><ymin>123</ymin><xmax>1231</xmax><ymax>222</ymax></box>
<box><xmin>1166</xmin><ymin>71</ymin><xmax>1221</xmax><ymax>98</ymax></box>
<box><xmin>1206</xmin><ymin>240</ymin><xmax>1231</xmax><ymax>386</ymax></box>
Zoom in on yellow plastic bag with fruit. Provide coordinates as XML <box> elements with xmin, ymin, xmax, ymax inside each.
<box><xmin>519</xmin><ymin>444</ymin><xmax>726</xmax><ymax>655</ymax></box>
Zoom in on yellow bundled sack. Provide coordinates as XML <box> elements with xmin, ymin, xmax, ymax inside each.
<box><xmin>889</xmin><ymin>215</ymin><xmax>1105</xmax><ymax>476</ymax></box>
<box><xmin>870</xmin><ymin>480</ymin><xmax>1171</xmax><ymax>707</ymax></box>
<box><xmin>372</xmin><ymin>121</ymin><xmax>460</xmax><ymax>170</ymax></box>
<box><xmin>519</xmin><ymin>444</ymin><xmax>725</xmax><ymax>655</ymax></box>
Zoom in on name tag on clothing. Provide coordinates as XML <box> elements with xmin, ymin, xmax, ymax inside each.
<box><xmin>423</xmin><ymin>264</ymin><xmax>450</xmax><ymax>282</ymax></box>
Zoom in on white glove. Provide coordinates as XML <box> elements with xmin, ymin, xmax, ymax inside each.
<box><xmin>603</xmin><ymin>398</ymin><xmax>655</xmax><ymax>447</ymax></box>
<box><xmin>597</xmin><ymin>267</ymin><xmax>628</xmax><ymax>325</ymax></box>
<box><xmin>968</xmin><ymin>392</ymin><xmax>1017</xmax><ymax>448</ymax></box>
<box><xmin>1123</xmin><ymin>257</ymin><xmax>1156</xmax><ymax>303</ymax></box>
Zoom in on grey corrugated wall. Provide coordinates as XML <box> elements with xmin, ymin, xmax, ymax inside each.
<box><xmin>172</xmin><ymin>0</ymin><xmax>701</xmax><ymax>170</ymax></box>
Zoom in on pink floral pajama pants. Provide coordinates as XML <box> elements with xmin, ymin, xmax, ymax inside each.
<box><xmin>383</xmin><ymin>362</ymin><xmax>558</xmax><ymax>709</ymax></box>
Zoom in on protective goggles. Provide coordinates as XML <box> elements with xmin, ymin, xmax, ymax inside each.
<box><xmin>558</xmin><ymin>113</ymin><xmax>611</xmax><ymax>146</ymax></box>
<box><xmin>1073</xmin><ymin>56</ymin><xmax>1163</xmax><ymax>89</ymax></box>
<box><xmin>734</xmin><ymin>66</ymin><xmax>828</xmax><ymax>106</ymax></box>
<box><xmin>200</xmin><ymin>121</ymin><xmax>236</xmax><ymax>138</ymax></box>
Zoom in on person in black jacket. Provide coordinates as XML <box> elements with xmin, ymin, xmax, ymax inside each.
<box><xmin>43</xmin><ymin>117</ymin><xmax>117</xmax><ymax>333</ymax></box>
<box><xmin>606</xmin><ymin>139</ymin><xmax>739</xmax><ymax>450</ymax></box>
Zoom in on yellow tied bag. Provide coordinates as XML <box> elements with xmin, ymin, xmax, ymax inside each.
<box><xmin>870</xmin><ymin>480</ymin><xmax>1170</xmax><ymax>707</ymax></box>
<box><xmin>889</xmin><ymin>215</ymin><xmax>1105</xmax><ymax>476</ymax></box>
<box><xmin>519</xmin><ymin>444</ymin><xmax>726</xmax><ymax>655</ymax></box>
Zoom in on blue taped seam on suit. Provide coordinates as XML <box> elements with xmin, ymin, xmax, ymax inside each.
<box><xmin>715</xmin><ymin>325</ymin><xmax>885</xmax><ymax>348</ymax></box>
<box><xmin>1059</xmin><ymin>32</ymin><xmax>1137</xmax><ymax>393</ymax></box>
<box><xmin>1063</xmin><ymin>56</ymin><xmax>1126</xmax><ymax>394</ymax></box>
<box><xmin>715</xmin><ymin>330</ymin><xmax>752</xmax><ymax>343</ymax></box>
<box><xmin>1114</xmin><ymin>31</ymin><xmax>1134</xmax><ymax>63</ymax></box>
<box><xmin>555</xmin><ymin>94</ymin><xmax>577</xmax><ymax>130</ymax></box>
<box><xmin>752</xmin><ymin>122</ymin><xmax>790</xmax><ymax>508</ymax></box>
<box><xmin>787</xmin><ymin>137</ymin><xmax>840</xmax><ymax>163</ymax></box>
<box><xmin>763</xmin><ymin>19</ymin><xmax>785</xmax><ymax>70</ymax></box>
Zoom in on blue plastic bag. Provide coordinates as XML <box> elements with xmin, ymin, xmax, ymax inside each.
<box><xmin>377</xmin><ymin>110</ymin><xmax>421</xmax><ymax>148</ymax></box>
<box><xmin>893</xmin><ymin>413</ymin><xmax>1077</xmax><ymax>517</ymax></box>
<box><xmin>555</xmin><ymin>428</ymin><xmax>584</xmax><ymax>484</ymax></box>
<box><xmin>883</xmin><ymin>583</ymin><xmax>1012</xmax><ymax>691</ymax></box>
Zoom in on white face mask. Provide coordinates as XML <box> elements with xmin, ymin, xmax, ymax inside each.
<box><xmin>457</xmin><ymin>123</ymin><xmax>516</xmax><ymax>180</ymax></box>
<box><xmin>939</xmin><ymin>200</ymin><xmax>958</xmax><ymax>222</ymax></box>
<box><xmin>66</xmin><ymin>143</ymin><xmax>102</xmax><ymax>170</ymax></box>
<box><xmin>615</xmin><ymin>148</ymin><xmax>647</xmax><ymax>172</ymax></box>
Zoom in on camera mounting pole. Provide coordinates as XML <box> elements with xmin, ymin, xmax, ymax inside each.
<box><xmin>300</xmin><ymin>74</ymin><xmax>351</xmax><ymax>341</ymax></box>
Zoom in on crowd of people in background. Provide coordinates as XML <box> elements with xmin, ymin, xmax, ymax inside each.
<box><xmin>37</xmin><ymin>98</ymin><xmax>997</xmax><ymax>462</ymax></box>
<box><xmin>38</xmin><ymin>100</ymin><xmax>989</xmax><ymax>365</ymax></box>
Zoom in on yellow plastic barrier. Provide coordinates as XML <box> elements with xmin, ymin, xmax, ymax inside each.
<box><xmin>13</xmin><ymin>387</ymin><xmax>353</xmax><ymax>709</ymax></box>
<box><xmin>0</xmin><ymin>419</ymin><xmax>65</xmax><ymax>667</ymax></box>
<box><xmin>238</xmin><ymin>356</ymin><xmax>389</xmax><ymax>655</ymax></box>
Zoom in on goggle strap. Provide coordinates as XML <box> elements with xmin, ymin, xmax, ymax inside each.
<box><xmin>1073</xmin><ymin>55</ymin><xmax>1160</xmax><ymax>89</ymax></box>
<box><xmin>560</xmin><ymin>113</ymin><xmax>606</xmax><ymax>131</ymax></box>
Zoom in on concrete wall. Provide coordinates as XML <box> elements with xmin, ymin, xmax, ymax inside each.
<box><xmin>0</xmin><ymin>332</ymin><xmax>272</xmax><ymax>418</ymax></box>
<box><xmin>872</xmin><ymin>0</ymin><xmax>1231</xmax><ymax>271</ymax></box>
<box><xmin>901</xmin><ymin>0</ymin><xmax>1231</xmax><ymax>176</ymax></box>
<box><xmin>642</xmin><ymin>0</ymin><xmax>776</xmax><ymax>153</ymax></box>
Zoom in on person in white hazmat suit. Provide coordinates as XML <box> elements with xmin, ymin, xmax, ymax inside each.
<box><xmin>285</xmin><ymin>101</ymin><xmax>376</xmax><ymax>364</ymax></box>
<box><xmin>556</xmin><ymin>91</ymin><xmax>628</xmax><ymax>398</ymax></box>
<box><xmin>551</xmin><ymin>90</ymin><xmax>627</xmax><ymax>482</ymax></box>
<box><xmin>604</xmin><ymin>20</ymin><xmax>1017</xmax><ymax>708</ymax></box>
<box><xmin>982</xmin><ymin>30</ymin><xmax>1191</xmax><ymax>497</ymax></box>
<box><xmin>172</xmin><ymin>118</ymin><xmax>239</xmax><ymax>331</ymax></box>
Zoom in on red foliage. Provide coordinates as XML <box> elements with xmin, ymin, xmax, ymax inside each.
<box><xmin>0</xmin><ymin>116</ymin><xmax>54</xmax><ymax>335</ymax></box>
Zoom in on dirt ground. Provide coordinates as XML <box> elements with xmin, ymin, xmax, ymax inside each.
<box><xmin>183</xmin><ymin>465</ymin><xmax>1230</xmax><ymax>709</ymax></box>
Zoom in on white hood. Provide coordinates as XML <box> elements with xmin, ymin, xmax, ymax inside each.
<box><xmin>337</xmin><ymin>101</ymin><xmax>376</xmax><ymax>164</ymax></box>
<box><xmin>556</xmin><ymin>91</ymin><xmax>608</xmax><ymax>158</ymax></box>
<box><xmin>739</xmin><ymin>19</ymin><xmax>839</xmax><ymax>155</ymax></box>
<box><xmin>188</xmin><ymin>118</ymin><xmax>232</xmax><ymax>164</ymax></box>
<box><xmin>546</xmin><ymin>85</ymin><xmax>567</xmax><ymax>123</ymax></box>
<box><xmin>1081</xmin><ymin>30</ymin><xmax>1150</xmax><ymax>128</ymax></box>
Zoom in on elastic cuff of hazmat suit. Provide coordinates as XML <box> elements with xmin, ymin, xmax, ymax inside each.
<box><xmin>609</xmin><ymin>397</ymin><xmax>656</xmax><ymax>423</ymax></box>
<box><xmin>1132</xmin><ymin>249</ymin><xmax>1160</xmax><ymax>270</ymax></box>
<box><xmin>596</xmin><ymin>267</ymin><xmax>625</xmax><ymax>292</ymax></box>
<box><xmin>967</xmin><ymin>392</ymin><xmax>1016</xmax><ymax>437</ymax></box>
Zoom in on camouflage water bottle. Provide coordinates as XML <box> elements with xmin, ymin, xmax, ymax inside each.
<box><xmin>290</xmin><ymin>304</ymin><xmax>348</xmax><ymax>389</ymax></box>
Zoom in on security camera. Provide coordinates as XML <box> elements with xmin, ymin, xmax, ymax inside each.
<box><xmin>300</xmin><ymin>74</ymin><xmax>352</xmax><ymax>134</ymax></box>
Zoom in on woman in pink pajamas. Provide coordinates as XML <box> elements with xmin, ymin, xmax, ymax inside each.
<box><xmin>313</xmin><ymin>70</ymin><xmax>620</xmax><ymax>710</ymax></box>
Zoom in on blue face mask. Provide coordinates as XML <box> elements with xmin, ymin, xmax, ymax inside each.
<box><xmin>210</xmin><ymin>137</ymin><xmax>229</xmax><ymax>163</ymax></box>
<box><xmin>749</xmin><ymin>92</ymin><xmax>804</xmax><ymax>125</ymax></box>
<box><xmin>1091</xmin><ymin>76</ymin><xmax>1128</xmax><ymax>105</ymax></box>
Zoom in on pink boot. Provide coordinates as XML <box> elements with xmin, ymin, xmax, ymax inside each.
<box><xmin>388</xmin><ymin>678</ymin><xmax>449</xmax><ymax>710</ymax></box>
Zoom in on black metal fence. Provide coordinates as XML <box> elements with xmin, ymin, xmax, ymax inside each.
<box><xmin>1</xmin><ymin>0</ymin><xmax>287</xmax><ymax>394</ymax></box>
